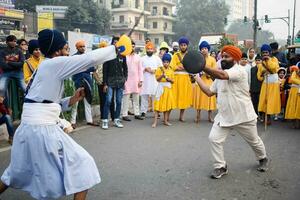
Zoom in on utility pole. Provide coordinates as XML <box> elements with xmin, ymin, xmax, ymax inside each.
<box><xmin>253</xmin><ymin>0</ymin><xmax>258</xmax><ymax>49</ymax></box>
<box><xmin>292</xmin><ymin>0</ymin><xmax>296</xmax><ymax>44</ymax></box>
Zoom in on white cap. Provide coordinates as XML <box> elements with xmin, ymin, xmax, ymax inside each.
<box><xmin>172</xmin><ymin>42</ymin><xmax>179</xmax><ymax>48</ymax></box>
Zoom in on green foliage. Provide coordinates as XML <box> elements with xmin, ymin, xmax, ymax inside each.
<box><xmin>174</xmin><ymin>0</ymin><xmax>229</xmax><ymax>48</ymax></box>
<box><xmin>217</xmin><ymin>36</ymin><xmax>235</xmax><ymax>50</ymax></box>
<box><xmin>227</xmin><ymin>20</ymin><xmax>275</xmax><ymax>47</ymax></box>
<box><xmin>65</xmin><ymin>1</ymin><xmax>111</xmax><ymax>34</ymax></box>
<box><xmin>15</xmin><ymin>0</ymin><xmax>111</xmax><ymax>34</ymax></box>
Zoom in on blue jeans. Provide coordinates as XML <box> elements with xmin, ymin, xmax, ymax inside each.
<box><xmin>0</xmin><ymin>71</ymin><xmax>26</xmax><ymax>97</ymax></box>
<box><xmin>0</xmin><ymin>114</ymin><xmax>14</xmax><ymax>137</ymax></box>
<box><xmin>103</xmin><ymin>87</ymin><xmax>123</xmax><ymax>120</ymax></box>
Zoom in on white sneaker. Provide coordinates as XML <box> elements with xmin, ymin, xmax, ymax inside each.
<box><xmin>114</xmin><ymin>119</ymin><xmax>124</xmax><ymax>128</ymax></box>
<box><xmin>102</xmin><ymin>119</ymin><xmax>109</xmax><ymax>130</ymax></box>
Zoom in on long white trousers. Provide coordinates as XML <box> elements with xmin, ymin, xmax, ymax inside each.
<box><xmin>209</xmin><ymin>119</ymin><xmax>267</xmax><ymax>169</ymax></box>
<box><xmin>70</xmin><ymin>98</ymin><xmax>93</xmax><ymax>124</ymax></box>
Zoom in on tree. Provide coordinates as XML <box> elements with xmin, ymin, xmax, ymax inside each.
<box><xmin>15</xmin><ymin>0</ymin><xmax>111</xmax><ymax>34</ymax></box>
<box><xmin>227</xmin><ymin>20</ymin><xmax>275</xmax><ymax>47</ymax></box>
<box><xmin>217</xmin><ymin>36</ymin><xmax>235</xmax><ymax>50</ymax></box>
<box><xmin>64</xmin><ymin>1</ymin><xmax>111</xmax><ymax>34</ymax></box>
<box><xmin>174</xmin><ymin>0</ymin><xmax>229</xmax><ymax>48</ymax></box>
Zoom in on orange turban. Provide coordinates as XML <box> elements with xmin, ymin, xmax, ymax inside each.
<box><xmin>290</xmin><ymin>65</ymin><xmax>299</xmax><ymax>72</ymax></box>
<box><xmin>75</xmin><ymin>40</ymin><xmax>85</xmax><ymax>48</ymax></box>
<box><xmin>145</xmin><ymin>42</ymin><xmax>155</xmax><ymax>50</ymax></box>
<box><xmin>221</xmin><ymin>45</ymin><xmax>242</xmax><ymax>61</ymax></box>
<box><xmin>98</xmin><ymin>41</ymin><xmax>108</xmax><ymax>48</ymax></box>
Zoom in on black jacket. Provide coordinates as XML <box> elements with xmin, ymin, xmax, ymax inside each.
<box><xmin>0</xmin><ymin>46</ymin><xmax>25</xmax><ymax>72</ymax></box>
<box><xmin>103</xmin><ymin>55</ymin><xmax>128</xmax><ymax>88</ymax></box>
<box><xmin>250</xmin><ymin>66</ymin><xmax>262</xmax><ymax>93</ymax></box>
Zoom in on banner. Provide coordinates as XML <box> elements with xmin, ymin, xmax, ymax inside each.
<box><xmin>37</xmin><ymin>12</ymin><xmax>53</xmax><ymax>32</ymax></box>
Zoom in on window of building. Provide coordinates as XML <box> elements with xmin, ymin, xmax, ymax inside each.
<box><xmin>155</xmin><ymin>38</ymin><xmax>159</xmax><ymax>45</ymax></box>
<box><xmin>163</xmin><ymin>22</ymin><xmax>168</xmax><ymax>31</ymax></box>
<box><xmin>119</xmin><ymin>15</ymin><xmax>124</xmax><ymax>23</ymax></box>
<box><xmin>135</xmin><ymin>0</ymin><xmax>139</xmax><ymax>8</ymax></box>
<box><xmin>163</xmin><ymin>7</ymin><xmax>169</xmax><ymax>16</ymax></box>
<box><xmin>153</xmin><ymin>22</ymin><xmax>158</xmax><ymax>29</ymax></box>
<box><xmin>135</xmin><ymin>17</ymin><xmax>139</xmax><ymax>25</ymax></box>
<box><xmin>152</xmin><ymin>6</ymin><xmax>157</xmax><ymax>15</ymax></box>
<box><xmin>139</xmin><ymin>33</ymin><xmax>143</xmax><ymax>41</ymax></box>
<box><xmin>119</xmin><ymin>0</ymin><xmax>124</xmax><ymax>5</ymax></box>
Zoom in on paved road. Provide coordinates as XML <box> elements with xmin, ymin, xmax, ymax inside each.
<box><xmin>0</xmin><ymin>110</ymin><xmax>300</xmax><ymax>200</ymax></box>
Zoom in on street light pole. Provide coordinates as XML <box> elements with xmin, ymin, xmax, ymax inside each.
<box><xmin>253</xmin><ymin>0</ymin><xmax>258</xmax><ymax>49</ymax></box>
<box><xmin>292</xmin><ymin>0</ymin><xmax>296</xmax><ymax>44</ymax></box>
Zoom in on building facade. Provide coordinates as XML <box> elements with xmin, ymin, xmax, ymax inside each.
<box><xmin>225</xmin><ymin>0</ymin><xmax>253</xmax><ymax>21</ymax></box>
<box><xmin>95</xmin><ymin>0</ymin><xmax>177</xmax><ymax>47</ymax></box>
<box><xmin>0</xmin><ymin>0</ymin><xmax>24</xmax><ymax>42</ymax></box>
<box><xmin>147</xmin><ymin>0</ymin><xmax>176</xmax><ymax>46</ymax></box>
<box><xmin>107</xmin><ymin>0</ymin><xmax>150</xmax><ymax>47</ymax></box>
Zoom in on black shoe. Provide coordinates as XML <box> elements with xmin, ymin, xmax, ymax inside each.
<box><xmin>141</xmin><ymin>113</ymin><xmax>146</xmax><ymax>118</ymax></box>
<box><xmin>211</xmin><ymin>165</ymin><xmax>228</xmax><ymax>179</ymax></box>
<box><xmin>122</xmin><ymin>116</ymin><xmax>131</xmax><ymax>121</ymax></box>
<box><xmin>128</xmin><ymin>111</ymin><xmax>134</xmax><ymax>116</ymax></box>
<box><xmin>257</xmin><ymin>158</ymin><xmax>269</xmax><ymax>172</ymax></box>
<box><xmin>135</xmin><ymin>115</ymin><xmax>144</xmax><ymax>120</ymax></box>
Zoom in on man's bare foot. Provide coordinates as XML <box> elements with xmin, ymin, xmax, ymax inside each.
<box><xmin>164</xmin><ymin>122</ymin><xmax>172</xmax><ymax>126</ymax></box>
<box><xmin>152</xmin><ymin>123</ymin><xmax>157</xmax><ymax>128</ymax></box>
<box><xmin>194</xmin><ymin>118</ymin><xmax>200</xmax><ymax>123</ymax></box>
<box><xmin>208</xmin><ymin>117</ymin><xmax>214</xmax><ymax>123</ymax></box>
<box><xmin>179</xmin><ymin>118</ymin><xmax>185</xmax><ymax>122</ymax></box>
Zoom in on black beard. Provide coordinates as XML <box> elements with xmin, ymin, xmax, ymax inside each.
<box><xmin>221</xmin><ymin>60</ymin><xmax>234</xmax><ymax>70</ymax></box>
<box><xmin>181</xmin><ymin>49</ymin><xmax>187</xmax><ymax>53</ymax></box>
<box><xmin>146</xmin><ymin>52</ymin><xmax>153</xmax><ymax>57</ymax></box>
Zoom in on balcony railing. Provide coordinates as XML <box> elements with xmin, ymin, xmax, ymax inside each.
<box><xmin>111</xmin><ymin>21</ymin><xmax>147</xmax><ymax>30</ymax></box>
<box><xmin>147</xmin><ymin>0</ymin><xmax>177</xmax><ymax>5</ymax></box>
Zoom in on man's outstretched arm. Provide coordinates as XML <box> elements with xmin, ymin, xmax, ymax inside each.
<box><xmin>203</xmin><ymin>66</ymin><xmax>229</xmax><ymax>80</ymax></box>
<box><xmin>195</xmin><ymin>75</ymin><xmax>215</xmax><ymax>97</ymax></box>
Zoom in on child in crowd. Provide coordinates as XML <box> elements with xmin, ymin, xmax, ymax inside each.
<box><xmin>152</xmin><ymin>54</ymin><xmax>175</xmax><ymax>128</ymax></box>
<box><xmin>276</xmin><ymin>67</ymin><xmax>287</xmax><ymax>120</ymax></box>
<box><xmin>0</xmin><ymin>97</ymin><xmax>14</xmax><ymax>145</ymax></box>
<box><xmin>285</xmin><ymin>65</ymin><xmax>300</xmax><ymax>128</ymax></box>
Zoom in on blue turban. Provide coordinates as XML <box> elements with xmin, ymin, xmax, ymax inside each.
<box><xmin>28</xmin><ymin>39</ymin><xmax>39</xmax><ymax>54</ymax></box>
<box><xmin>199</xmin><ymin>41</ymin><xmax>211</xmax><ymax>51</ymax></box>
<box><xmin>178</xmin><ymin>37</ymin><xmax>189</xmax><ymax>45</ymax></box>
<box><xmin>162</xmin><ymin>53</ymin><xmax>172</xmax><ymax>62</ymax></box>
<box><xmin>261</xmin><ymin>44</ymin><xmax>272</xmax><ymax>53</ymax></box>
<box><xmin>38</xmin><ymin>29</ymin><xmax>67</xmax><ymax>57</ymax></box>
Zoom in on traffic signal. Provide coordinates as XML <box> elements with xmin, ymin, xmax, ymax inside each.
<box><xmin>244</xmin><ymin>16</ymin><xmax>247</xmax><ymax>23</ymax></box>
<box><xmin>224</xmin><ymin>17</ymin><xmax>228</xmax><ymax>25</ymax></box>
<box><xmin>265</xmin><ymin>15</ymin><xmax>270</xmax><ymax>23</ymax></box>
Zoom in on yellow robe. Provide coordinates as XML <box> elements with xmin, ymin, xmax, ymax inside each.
<box><xmin>192</xmin><ymin>55</ymin><xmax>217</xmax><ymax>110</ymax></box>
<box><xmin>23</xmin><ymin>56</ymin><xmax>43</xmax><ymax>84</ymax></box>
<box><xmin>285</xmin><ymin>71</ymin><xmax>300</xmax><ymax>119</ymax></box>
<box><xmin>257</xmin><ymin>57</ymin><xmax>281</xmax><ymax>115</ymax></box>
<box><xmin>154</xmin><ymin>66</ymin><xmax>176</xmax><ymax>112</ymax></box>
<box><xmin>170</xmin><ymin>51</ymin><xmax>192</xmax><ymax>109</ymax></box>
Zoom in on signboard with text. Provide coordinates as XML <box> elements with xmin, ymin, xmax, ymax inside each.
<box><xmin>37</xmin><ymin>12</ymin><xmax>54</xmax><ymax>32</ymax></box>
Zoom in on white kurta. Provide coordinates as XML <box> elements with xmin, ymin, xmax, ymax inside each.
<box><xmin>140</xmin><ymin>55</ymin><xmax>162</xmax><ymax>95</ymax></box>
<box><xmin>1</xmin><ymin>45</ymin><xmax>116</xmax><ymax>199</ymax></box>
<box><xmin>210</xmin><ymin>64</ymin><xmax>257</xmax><ymax>127</ymax></box>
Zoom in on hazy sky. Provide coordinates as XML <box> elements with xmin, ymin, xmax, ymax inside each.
<box><xmin>258</xmin><ymin>0</ymin><xmax>299</xmax><ymax>40</ymax></box>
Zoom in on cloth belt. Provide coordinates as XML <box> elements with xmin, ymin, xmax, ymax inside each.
<box><xmin>155</xmin><ymin>82</ymin><xmax>171</xmax><ymax>100</ymax></box>
<box><xmin>264</xmin><ymin>73</ymin><xmax>279</xmax><ymax>83</ymax></box>
<box><xmin>21</xmin><ymin>103</ymin><xmax>61</xmax><ymax>125</ymax></box>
